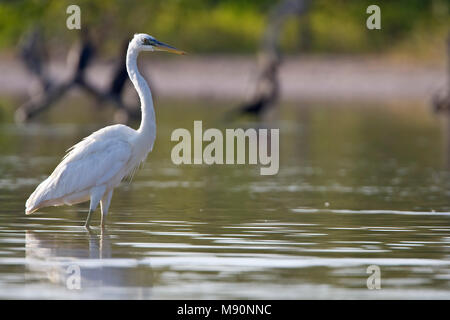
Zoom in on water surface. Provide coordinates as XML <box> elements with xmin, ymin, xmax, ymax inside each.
<box><xmin>0</xmin><ymin>99</ymin><xmax>449</xmax><ymax>299</ymax></box>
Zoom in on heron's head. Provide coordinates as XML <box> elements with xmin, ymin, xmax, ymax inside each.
<box><xmin>132</xmin><ymin>33</ymin><xmax>185</xmax><ymax>55</ymax></box>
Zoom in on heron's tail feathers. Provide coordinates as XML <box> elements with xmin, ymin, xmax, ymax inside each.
<box><xmin>25</xmin><ymin>178</ymin><xmax>51</xmax><ymax>215</ymax></box>
<box><xmin>25</xmin><ymin>205</ymin><xmax>39</xmax><ymax>215</ymax></box>
<box><xmin>25</xmin><ymin>194</ymin><xmax>43</xmax><ymax>215</ymax></box>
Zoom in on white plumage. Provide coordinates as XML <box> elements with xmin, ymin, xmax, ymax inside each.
<box><xmin>26</xmin><ymin>125</ymin><xmax>135</xmax><ymax>213</ymax></box>
<box><xmin>25</xmin><ymin>34</ymin><xmax>185</xmax><ymax>227</ymax></box>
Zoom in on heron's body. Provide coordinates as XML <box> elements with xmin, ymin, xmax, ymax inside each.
<box><xmin>25</xmin><ymin>34</ymin><xmax>184</xmax><ymax>227</ymax></box>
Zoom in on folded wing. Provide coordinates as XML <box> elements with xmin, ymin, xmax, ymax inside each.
<box><xmin>26</xmin><ymin>136</ymin><xmax>132</xmax><ymax>214</ymax></box>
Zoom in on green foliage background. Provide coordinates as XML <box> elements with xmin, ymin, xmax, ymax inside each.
<box><xmin>0</xmin><ymin>0</ymin><xmax>448</xmax><ymax>55</ymax></box>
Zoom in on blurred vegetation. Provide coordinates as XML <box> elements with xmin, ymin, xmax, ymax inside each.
<box><xmin>0</xmin><ymin>0</ymin><xmax>448</xmax><ymax>56</ymax></box>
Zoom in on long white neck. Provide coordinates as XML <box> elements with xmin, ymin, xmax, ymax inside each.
<box><xmin>126</xmin><ymin>45</ymin><xmax>156</xmax><ymax>142</ymax></box>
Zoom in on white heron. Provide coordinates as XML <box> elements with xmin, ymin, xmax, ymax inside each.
<box><xmin>25</xmin><ymin>33</ymin><xmax>185</xmax><ymax>228</ymax></box>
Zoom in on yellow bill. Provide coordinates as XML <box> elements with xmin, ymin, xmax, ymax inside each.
<box><xmin>153</xmin><ymin>39</ymin><xmax>186</xmax><ymax>55</ymax></box>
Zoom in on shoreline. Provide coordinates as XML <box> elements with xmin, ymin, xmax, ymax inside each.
<box><xmin>0</xmin><ymin>55</ymin><xmax>446</xmax><ymax>103</ymax></box>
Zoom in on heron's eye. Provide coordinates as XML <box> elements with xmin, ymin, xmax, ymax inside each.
<box><xmin>142</xmin><ymin>38</ymin><xmax>151</xmax><ymax>45</ymax></box>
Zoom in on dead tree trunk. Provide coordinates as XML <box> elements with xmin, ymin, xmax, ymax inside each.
<box><xmin>226</xmin><ymin>0</ymin><xmax>309</xmax><ymax>121</ymax></box>
<box><xmin>15</xmin><ymin>29</ymin><xmax>143</xmax><ymax>124</ymax></box>
<box><xmin>432</xmin><ymin>33</ymin><xmax>450</xmax><ymax>168</ymax></box>
<box><xmin>433</xmin><ymin>33</ymin><xmax>450</xmax><ymax>113</ymax></box>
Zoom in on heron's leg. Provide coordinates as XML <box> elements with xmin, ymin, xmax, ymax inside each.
<box><xmin>100</xmin><ymin>190</ymin><xmax>113</xmax><ymax>228</ymax></box>
<box><xmin>84</xmin><ymin>186</ymin><xmax>105</xmax><ymax>228</ymax></box>
<box><xmin>84</xmin><ymin>209</ymin><xmax>93</xmax><ymax>228</ymax></box>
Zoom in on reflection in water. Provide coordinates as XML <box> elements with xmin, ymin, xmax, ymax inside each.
<box><xmin>24</xmin><ymin>229</ymin><xmax>153</xmax><ymax>299</ymax></box>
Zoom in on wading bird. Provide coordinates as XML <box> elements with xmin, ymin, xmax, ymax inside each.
<box><xmin>25</xmin><ymin>34</ymin><xmax>185</xmax><ymax>228</ymax></box>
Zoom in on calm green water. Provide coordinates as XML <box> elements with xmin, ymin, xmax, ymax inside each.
<box><xmin>0</xmin><ymin>98</ymin><xmax>449</xmax><ymax>299</ymax></box>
